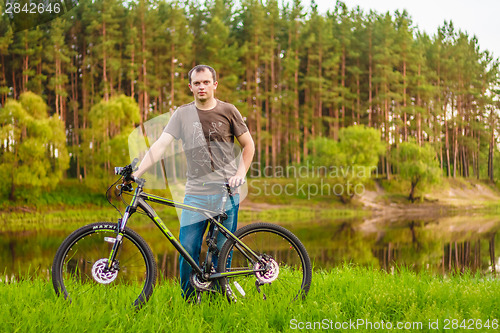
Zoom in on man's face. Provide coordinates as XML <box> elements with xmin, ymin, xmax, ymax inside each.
<box><xmin>189</xmin><ymin>69</ymin><xmax>218</xmax><ymax>103</ymax></box>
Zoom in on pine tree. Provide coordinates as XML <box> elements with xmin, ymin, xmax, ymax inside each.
<box><xmin>373</xmin><ymin>12</ymin><xmax>398</xmax><ymax>178</ymax></box>
<box><xmin>281</xmin><ymin>0</ymin><xmax>304</xmax><ymax>164</ymax></box>
<box><xmin>87</xmin><ymin>0</ymin><xmax>126</xmax><ymax>101</ymax></box>
<box><xmin>322</xmin><ymin>12</ymin><xmax>341</xmax><ymax>139</ymax></box>
<box><xmin>393</xmin><ymin>10</ymin><xmax>414</xmax><ymax>143</ymax></box>
<box><xmin>45</xmin><ymin>18</ymin><xmax>71</xmax><ymax>123</ymax></box>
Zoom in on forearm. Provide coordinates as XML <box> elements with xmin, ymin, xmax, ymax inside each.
<box><xmin>235</xmin><ymin>140</ymin><xmax>255</xmax><ymax>178</ymax></box>
<box><xmin>134</xmin><ymin>132</ymin><xmax>174</xmax><ymax>178</ymax></box>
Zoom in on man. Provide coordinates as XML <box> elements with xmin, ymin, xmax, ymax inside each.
<box><xmin>131</xmin><ymin>65</ymin><xmax>255</xmax><ymax>300</ymax></box>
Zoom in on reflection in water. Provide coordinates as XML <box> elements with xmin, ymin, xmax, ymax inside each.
<box><xmin>369</xmin><ymin>220</ymin><xmax>499</xmax><ymax>276</ymax></box>
<box><xmin>373</xmin><ymin>235</ymin><xmax>498</xmax><ymax>275</ymax></box>
<box><xmin>1</xmin><ymin>215</ymin><xmax>500</xmax><ymax>280</ymax></box>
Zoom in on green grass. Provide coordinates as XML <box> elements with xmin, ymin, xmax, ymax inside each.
<box><xmin>2</xmin><ymin>266</ymin><xmax>499</xmax><ymax>332</ymax></box>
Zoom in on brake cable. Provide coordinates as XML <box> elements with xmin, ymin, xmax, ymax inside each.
<box><xmin>106</xmin><ymin>176</ymin><xmax>124</xmax><ymax>219</ymax></box>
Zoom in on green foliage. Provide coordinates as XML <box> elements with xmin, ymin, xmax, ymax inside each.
<box><xmin>392</xmin><ymin>140</ymin><xmax>441</xmax><ymax>201</ymax></box>
<box><xmin>82</xmin><ymin>95</ymin><xmax>140</xmax><ymax>189</ymax></box>
<box><xmin>1</xmin><ymin>0</ymin><xmax>499</xmax><ymax>188</ymax></box>
<box><xmin>306</xmin><ymin>126</ymin><xmax>385</xmax><ymax>203</ymax></box>
<box><xmin>0</xmin><ymin>92</ymin><xmax>69</xmax><ymax>201</ymax></box>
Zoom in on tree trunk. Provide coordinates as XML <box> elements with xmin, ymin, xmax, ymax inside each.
<box><xmin>140</xmin><ymin>9</ymin><xmax>148</xmax><ymax>124</ymax></box>
<box><xmin>403</xmin><ymin>59</ymin><xmax>407</xmax><ymax>141</ymax></box>
<box><xmin>341</xmin><ymin>45</ymin><xmax>346</xmax><ymax>128</ymax></box>
<box><xmin>0</xmin><ymin>54</ymin><xmax>6</xmax><ymax>105</ymax></box>
<box><xmin>303</xmin><ymin>51</ymin><xmax>310</xmax><ymax>158</ymax></box>
<box><xmin>102</xmin><ymin>20</ymin><xmax>109</xmax><ymax>101</ymax></box>
<box><xmin>444</xmin><ymin>101</ymin><xmax>451</xmax><ymax>177</ymax></box>
<box><xmin>130</xmin><ymin>21</ymin><xmax>135</xmax><ymax>98</ymax></box>
<box><xmin>368</xmin><ymin>28</ymin><xmax>373</xmax><ymax>127</ymax></box>
<box><xmin>409</xmin><ymin>179</ymin><xmax>419</xmax><ymax>202</ymax></box>
<box><xmin>254</xmin><ymin>40</ymin><xmax>261</xmax><ymax>170</ymax></box>
<box><xmin>488</xmin><ymin>111</ymin><xmax>495</xmax><ymax>182</ymax></box>
<box><xmin>294</xmin><ymin>23</ymin><xmax>300</xmax><ymax>164</ymax></box>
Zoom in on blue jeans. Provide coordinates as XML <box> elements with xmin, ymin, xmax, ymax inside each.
<box><xmin>178</xmin><ymin>193</ymin><xmax>239</xmax><ymax>299</ymax></box>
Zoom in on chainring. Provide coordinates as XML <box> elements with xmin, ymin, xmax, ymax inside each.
<box><xmin>189</xmin><ymin>272</ymin><xmax>214</xmax><ymax>292</ymax></box>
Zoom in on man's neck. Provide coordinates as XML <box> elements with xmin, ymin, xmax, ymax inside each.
<box><xmin>195</xmin><ymin>98</ymin><xmax>217</xmax><ymax>110</ymax></box>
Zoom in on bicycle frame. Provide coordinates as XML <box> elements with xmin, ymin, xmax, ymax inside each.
<box><xmin>106</xmin><ymin>181</ymin><xmax>264</xmax><ymax>281</ymax></box>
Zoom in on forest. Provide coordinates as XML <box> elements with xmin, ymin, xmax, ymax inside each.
<box><xmin>0</xmin><ymin>0</ymin><xmax>499</xmax><ymax>200</ymax></box>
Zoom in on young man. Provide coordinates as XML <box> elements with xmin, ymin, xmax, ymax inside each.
<box><xmin>132</xmin><ymin>65</ymin><xmax>255</xmax><ymax>299</ymax></box>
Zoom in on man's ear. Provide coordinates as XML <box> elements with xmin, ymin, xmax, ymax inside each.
<box><xmin>188</xmin><ymin>84</ymin><xmax>193</xmax><ymax>92</ymax></box>
<box><xmin>213</xmin><ymin>81</ymin><xmax>218</xmax><ymax>89</ymax></box>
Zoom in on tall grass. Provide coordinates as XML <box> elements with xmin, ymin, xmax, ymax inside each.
<box><xmin>2</xmin><ymin>266</ymin><xmax>499</xmax><ymax>332</ymax></box>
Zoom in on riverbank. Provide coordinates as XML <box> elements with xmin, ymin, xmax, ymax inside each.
<box><xmin>2</xmin><ymin>178</ymin><xmax>499</xmax><ymax>223</ymax></box>
<box><xmin>2</xmin><ymin>266</ymin><xmax>499</xmax><ymax>332</ymax></box>
<box><xmin>353</xmin><ymin>178</ymin><xmax>500</xmax><ymax>223</ymax></box>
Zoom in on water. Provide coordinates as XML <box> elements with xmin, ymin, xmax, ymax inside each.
<box><xmin>1</xmin><ymin>211</ymin><xmax>500</xmax><ymax>281</ymax></box>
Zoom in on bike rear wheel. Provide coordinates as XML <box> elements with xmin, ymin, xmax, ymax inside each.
<box><xmin>217</xmin><ymin>222</ymin><xmax>312</xmax><ymax>303</ymax></box>
<box><xmin>52</xmin><ymin>223</ymin><xmax>157</xmax><ymax>308</ymax></box>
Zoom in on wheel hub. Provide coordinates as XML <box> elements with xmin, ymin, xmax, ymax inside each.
<box><xmin>91</xmin><ymin>259</ymin><xmax>118</xmax><ymax>284</ymax></box>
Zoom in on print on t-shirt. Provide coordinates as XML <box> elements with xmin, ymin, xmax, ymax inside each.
<box><xmin>191</xmin><ymin>121</ymin><xmax>212</xmax><ymax>176</ymax></box>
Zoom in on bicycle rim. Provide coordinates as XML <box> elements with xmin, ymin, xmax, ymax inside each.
<box><xmin>218</xmin><ymin>223</ymin><xmax>312</xmax><ymax>303</ymax></box>
<box><xmin>53</xmin><ymin>225</ymin><xmax>154</xmax><ymax>308</ymax></box>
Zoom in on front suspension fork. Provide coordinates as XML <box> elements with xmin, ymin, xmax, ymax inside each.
<box><xmin>106</xmin><ymin>206</ymin><xmax>135</xmax><ymax>270</ymax></box>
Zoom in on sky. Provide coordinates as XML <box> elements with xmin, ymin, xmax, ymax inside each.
<box><xmin>302</xmin><ymin>0</ymin><xmax>500</xmax><ymax>59</ymax></box>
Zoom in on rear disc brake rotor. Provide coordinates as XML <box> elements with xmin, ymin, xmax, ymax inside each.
<box><xmin>254</xmin><ymin>257</ymin><xmax>279</xmax><ymax>284</ymax></box>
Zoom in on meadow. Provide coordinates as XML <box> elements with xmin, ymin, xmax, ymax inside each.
<box><xmin>2</xmin><ymin>266</ymin><xmax>499</xmax><ymax>332</ymax></box>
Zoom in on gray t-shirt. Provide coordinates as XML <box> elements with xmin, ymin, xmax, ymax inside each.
<box><xmin>163</xmin><ymin>100</ymin><xmax>248</xmax><ymax>194</ymax></box>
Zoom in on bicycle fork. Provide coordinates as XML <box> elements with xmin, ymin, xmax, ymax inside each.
<box><xmin>105</xmin><ymin>213</ymin><xmax>130</xmax><ymax>271</ymax></box>
<box><xmin>105</xmin><ymin>186</ymin><xmax>141</xmax><ymax>271</ymax></box>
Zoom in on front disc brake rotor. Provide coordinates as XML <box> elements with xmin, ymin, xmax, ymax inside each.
<box><xmin>91</xmin><ymin>259</ymin><xmax>118</xmax><ymax>284</ymax></box>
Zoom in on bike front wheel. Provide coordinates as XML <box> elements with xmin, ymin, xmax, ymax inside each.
<box><xmin>217</xmin><ymin>222</ymin><xmax>312</xmax><ymax>303</ymax></box>
<box><xmin>52</xmin><ymin>223</ymin><xmax>157</xmax><ymax>308</ymax></box>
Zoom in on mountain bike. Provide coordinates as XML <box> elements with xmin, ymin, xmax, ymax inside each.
<box><xmin>52</xmin><ymin>159</ymin><xmax>312</xmax><ymax>308</ymax></box>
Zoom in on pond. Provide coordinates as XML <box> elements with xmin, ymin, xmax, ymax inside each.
<box><xmin>1</xmin><ymin>209</ymin><xmax>500</xmax><ymax>282</ymax></box>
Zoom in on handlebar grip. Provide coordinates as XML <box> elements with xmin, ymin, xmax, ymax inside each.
<box><xmin>114</xmin><ymin>158</ymin><xmax>140</xmax><ymax>179</ymax></box>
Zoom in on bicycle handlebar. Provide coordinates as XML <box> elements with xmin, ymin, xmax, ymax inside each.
<box><xmin>115</xmin><ymin>158</ymin><xmax>140</xmax><ymax>183</ymax></box>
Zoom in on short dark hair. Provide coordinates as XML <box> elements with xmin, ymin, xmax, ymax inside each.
<box><xmin>188</xmin><ymin>65</ymin><xmax>217</xmax><ymax>84</ymax></box>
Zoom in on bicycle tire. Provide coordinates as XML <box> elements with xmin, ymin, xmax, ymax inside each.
<box><xmin>217</xmin><ymin>222</ymin><xmax>312</xmax><ymax>303</ymax></box>
<box><xmin>52</xmin><ymin>222</ymin><xmax>157</xmax><ymax>308</ymax></box>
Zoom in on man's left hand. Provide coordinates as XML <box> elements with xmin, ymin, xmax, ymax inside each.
<box><xmin>228</xmin><ymin>175</ymin><xmax>245</xmax><ymax>188</ymax></box>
